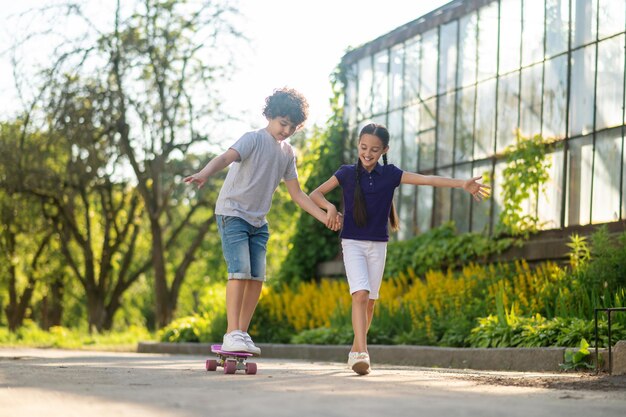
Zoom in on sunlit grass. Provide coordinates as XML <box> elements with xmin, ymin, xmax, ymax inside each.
<box><xmin>0</xmin><ymin>322</ymin><xmax>155</xmax><ymax>351</ymax></box>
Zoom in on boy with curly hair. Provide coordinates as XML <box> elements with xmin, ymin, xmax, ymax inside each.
<box><xmin>184</xmin><ymin>88</ymin><xmax>341</xmax><ymax>355</ymax></box>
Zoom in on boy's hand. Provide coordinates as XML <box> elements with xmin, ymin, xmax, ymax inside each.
<box><xmin>463</xmin><ymin>175</ymin><xmax>491</xmax><ymax>202</ymax></box>
<box><xmin>183</xmin><ymin>173</ymin><xmax>207</xmax><ymax>189</ymax></box>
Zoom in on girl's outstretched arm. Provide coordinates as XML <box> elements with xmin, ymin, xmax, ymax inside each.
<box><xmin>183</xmin><ymin>148</ymin><xmax>240</xmax><ymax>189</ymax></box>
<box><xmin>401</xmin><ymin>172</ymin><xmax>490</xmax><ymax>202</ymax></box>
<box><xmin>310</xmin><ymin>176</ymin><xmax>342</xmax><ymax>229</ymax></box>
<box><xmin>285</xmin><ymin>178</ymin><xmax>341</xmax><ymax>231</ymax></box>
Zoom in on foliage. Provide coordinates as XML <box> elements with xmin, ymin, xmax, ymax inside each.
<box><xmin>560</xmin><ymin>339</ymin><xmax>594</xmax><ymax>371</ymax></box>
<box><xmin>576</xmin><ymin>226</ymin><xmax>626</xmax><ymax>293</ymax></box>
<box><xmin>277</xmin><ymin>69</ymin><xmax>346</xmax><ymax>284</ymax></box>
<box><xmin>0</xmin><ymin>321</ymin><xmax>153</xmax><ymax>350</ymax></box>
<box><xmin>497</xmin><ymin>131</ymin><xmax>553</xmax><ymax>237</ymax></box>
<box><xmin>566</xmin><ymin>233</ymin><xmax>591</xmax><ymax>271</ymax></box>
<box><xmin>384</xmin><ymin>222</ymin><xmax>514</xmax><ymax>278</ymax></box>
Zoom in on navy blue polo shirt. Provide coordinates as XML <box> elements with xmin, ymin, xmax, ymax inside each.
<box><xmin>334</xmin><ymin>163</ymin><xmax>403</xmax><ymax>242</ymax></box>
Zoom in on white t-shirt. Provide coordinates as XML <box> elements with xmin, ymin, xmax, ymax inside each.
<box><xmin>215</xmin><ymin>128</ymin><xmax>298</xmax><ymax>227</ymax></box>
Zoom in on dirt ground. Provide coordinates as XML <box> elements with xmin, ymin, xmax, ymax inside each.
<box><xmin>458</xmin><ymin>372</ymin><xmax>626</xmax><ymax>391</ymax></box>
<box><xmin>1</xmin><ymin>348</ymin><xmax>625</xmax><ymax>417</ymax></box>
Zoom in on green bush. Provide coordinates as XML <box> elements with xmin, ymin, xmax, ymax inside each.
<box><xmin>384</xmin><ymin>222</ymin><xmax>514</xmax><ymax>278</ymax></box>
<box><xmin>158</xmin><ymin>313</ymin><xmax>226</xmax><ymax>343</ymax></box>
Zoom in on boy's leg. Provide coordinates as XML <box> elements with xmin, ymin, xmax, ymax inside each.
<box><xmin>225</xmin><ymin>280</ymin><xmax>246</xmax><ymax>332</ymax></box>
<box><xmin>218</xmin><ymin>215</ymin><xmax>254</xmax><ymax>334</ymax></box>
<box><xmin>238</xmin><ymin>279</ymin><xmax>263</xmax><ymax>332</ymax></box>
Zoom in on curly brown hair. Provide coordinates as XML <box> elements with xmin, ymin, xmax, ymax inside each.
<box><xmin>262</xmin><ymin>88</ymin><xmax>309</xmax><ymax>127</ymax></box>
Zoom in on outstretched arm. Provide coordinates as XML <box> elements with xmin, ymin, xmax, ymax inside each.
<box><xmin>183</xmin><ymin>148</ymin><xmax>240</xmax><ymax>189</ymax></box>
<box><xmin>310</xmin><ymin>176</ymin><xmax>342</xmax><ymax>229</ymax></box>
<box><xmin>285</xmin><ymin>178</ymin><xmax>341</xmax><ymax>231</ymax></box>
<box><xmin>401</xmin><ymin>172</ymin><xmax>490</xmax><ymax>202</ymax></box>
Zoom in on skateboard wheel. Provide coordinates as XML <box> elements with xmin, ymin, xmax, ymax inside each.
<box><xmin>224</xmin><ymin>360</ymin><xmax>237</xmax><ymax>374</ymax></box>
<box><xmin>206</xmin><ymin>359</ymin><xmax>217</xmax><ymax>371</ymax></box>
<box><xmin>245</xmin><ymin>362</ymin><xmax>257</xmax><ymax>375</ymax></box>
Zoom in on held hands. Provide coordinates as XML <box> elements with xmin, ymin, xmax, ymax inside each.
<box><xmin>463</xmin><ymin>176</ymin><xmax>491</xmax><ymax>202</ymax></box>
<box><xmin>325</xmin><ymin>205</ymin><xmax>343</xmax><ymax>231</ymax></box>
<box><xmin>183</xmin><ymin>173</ymin><xmax>207</xmax><ymax>189</ymax></box>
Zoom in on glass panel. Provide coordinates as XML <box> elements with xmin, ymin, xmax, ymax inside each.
<box><xmin>371</xmin><ymin>114</ymin><xmax>386</xmax><ymax>127</ymax></box>
<box><xmin>458</xmin><ymin>12</ymin><xmax>478</xmax><ymax>87</ymax></box>
<box><xmin>566</xmin><ymin>136</ymin><xmax>593</xmax><ymax>226</ymax></box>
<box><xmin>519</xmin><ymin>63</ymin><xmax>543</xmax><ymax>137</ymax></box>
<box><xmin>537</xmin><ymin>144</ymin><xmax>564</xmax><ymax>229</ymax></box>
<box><xmin>357</xmin><ymin>57</ymin><xmax>373</xmax><ymax>120</ymax></box>
<box><xmin>455</xmin><ymin>85</ymin><xmax>475</xmax><ymax>162</ymax></box>
<box><xmin>496</xmin><ymin>72</ymin><xmax>520</xmax><ymax>152</ymax></box>
<box><xmin>419</xmin><ymin>129</ymin><xmax>436</xmax><ymax>171</ymax></box>
<box><xmin>403</xmin><ymin>104</ymin><xmax>420</xmax><ymax>173</ymax></box>
<box><xmin>598</xmin><ymin>0</ymin><xmax>626</xmax><ymax>40</ymax></box>
<box><xmin>439</xmin><ymin>21</ymin><xmax>458</xmax><ymax>94</ymax></box>
<box><xmin>472</xmin><ymin>160</ymin><xmax>493</xmax><ymax>233</ymax></box>
<box><xmin>452</xmin><ymin>163</ymin><xmax>472</xmax><ymax>233</ymax></box>
<box><xmin>474</xmin><ymin>79</ymin><xmax>496</xmax><ymax>159</ymax></box>
<box><xmin>404</xmin><ymin>37</ymin><xmax>421</xmax><ymax>106</ymax></box>
<box><xmin>397</xmin><ymin>183</ymin><xmax>416</xmax><ymax>241</ymax></box>
<box><xmin>499</xmin><ymin>0</ymin><xmax>522</xmax><ymax>74</ymax></box>
<box><xmin>542</xmin><ymin>55</ymin><xmax>568</xmax><ymax>139</ymax></box>
<box><xmin>596</xmin><ymin>35</ymin><xmax>625</xmax><ymax>130</ymax></box>
<box><xmin>592</xmin><ymin>130</ymin><xmax>623</xmax><ymax>223</ymax></box>
<box><xmin>387</xmin><ymin>110</ymin><xmax>403</xmax><ymax>168</ymax></box>
<box><xmin>419</xmin><ymin>97</ymin><xmax>437</xmax><ymax>131</ymax></box>
<box><xmin>372</xmin><ymin>50</ymin><xmax>389</xmax><ymax>115</ymax></box>
<box><xmin>345</xmin><ymin>65</ymin><xmax>358</xmax><ymax>127</ymax></box>
<box><xmin>416</xmin><ymin>185</ymin><xmax>433</xmax><ymax>233</ymax></box>
<box><xmin>437</xmin><ymin>92</ymin><xmax>455</xmax><ymax>167</ymax></box>
<box><xmin>569</xmin><ymin>45</ymin><xmax>596</xmax><ymax>136</ymax></box>
<box><xmin>545</xmin><ymin>0</ymin><xmax>569</xmax><ymax>57</ymax></box>
<box><xmin>421</xmin><ymin>29</ymin><xmax>439</xmax><ymax>99</ymax></box>
<box><xmin>477</xmin><ymin>1</ymin><xmax>499</xmax><ymax>81</ymax></box>
<box><xmin>522</xmin><ymin>0</ymin><xmax>545</xmax><ymax>66</ymax></box>
<box><xmin>389</xmin><ymin>45</ymin><xmax>404</xmax><ymax>111</ymax></box>
<box><xmin>434</xmin><ymin>167</ymin><xmax>453</xmax><ymax>226</ymax></box>
<box><xmin>572</xmin><ymin>0</ymin><xmax>598</xmax><ymax>48</ymax></box>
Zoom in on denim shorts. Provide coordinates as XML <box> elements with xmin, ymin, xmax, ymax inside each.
<box><xmin>216</xmin><ymin>215</ymin><xmax>269</xmax><ymax>281</ymax></box>
<box><xmin>341</xmin><ymin>239</ymin><xmax>387</xmax><ymax>299</ymax></box>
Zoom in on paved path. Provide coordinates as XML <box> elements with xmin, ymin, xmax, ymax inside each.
<box><xmin>0</xmin><ymin>348</ymin><xmax>624</xmax><ymax>417</ymax></box>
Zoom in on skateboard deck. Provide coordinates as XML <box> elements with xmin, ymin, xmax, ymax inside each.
<box><xmin>206</xmin><ymin>344</ymin><xmax>257</xmax><ymax>375</ymax></box>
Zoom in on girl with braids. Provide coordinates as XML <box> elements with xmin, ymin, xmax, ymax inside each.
<box><xmin>310</xmin><ymin>123</ymin><xmax>490</xmax><ymax>375</ymax></box>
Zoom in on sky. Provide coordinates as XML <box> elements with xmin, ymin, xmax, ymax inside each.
<box><xmin>0</xmin><ymin>0</ymin><xmax>450</xmax><ymax>148</ymax></box>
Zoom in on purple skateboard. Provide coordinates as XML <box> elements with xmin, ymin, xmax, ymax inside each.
<box><xmin>206</xmin><ymin>344</ymin><xmax>257</xmax><ymax>375</ymax></box>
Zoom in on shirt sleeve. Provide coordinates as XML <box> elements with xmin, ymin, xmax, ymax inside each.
<box><xmin>229</xmin><ymin>132</ymin><xmax>256</xmax><ymax>162</ymax></box>
<box><xmin>283</xmin><ymin>149</ymin><xmax>298</xmax><ymax>181</ymax></box>
<box><xmin>390</xmin><ymin>164</ymin><xmax>404</xmax><ymax>188</ymax></box>
<box><xmin>334</xmin><ymin>165</ymin><xmax>351</xmax><ymax>187</ymax></box>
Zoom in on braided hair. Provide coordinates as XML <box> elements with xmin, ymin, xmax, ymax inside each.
<box><xmin>353</xmin><ymin>123</ymin><xmax>400</xmax><ymax>231</ymax></box>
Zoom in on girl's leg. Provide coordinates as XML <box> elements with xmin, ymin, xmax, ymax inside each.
<box><xmin>351</xmin><ymin>290</ymin><xmax>370</xmax><ymax>352</ymax></box>
<box><xmin>366</xmin><ymin>299</ymin><xmax>376</xmax><ymax>332</ymax></box>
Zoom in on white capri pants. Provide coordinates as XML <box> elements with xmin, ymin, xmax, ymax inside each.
<box><xmin>341</xmin><ymin>238</ymin><xmax>388</xmax><ymax>300</ymax></box>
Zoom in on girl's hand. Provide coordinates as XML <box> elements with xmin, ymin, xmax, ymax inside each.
<box><xmin>325</xmin><ymin>205</ymin><xmax>339</xmax><ymax>230</ymax></box>
<box><xmin>333</xmin><ymin>213</ymin><xmax>343</xmax><ymax>231</ymax></box>
<box><xmin>183</xmin><ymin>173</ymin><xmax>207</xmax><ymax>189</ymax></box>
<box><xmin>463</xmin><ymin>176</ymin><xmax>491</xmax><ymax>202</ymax></box>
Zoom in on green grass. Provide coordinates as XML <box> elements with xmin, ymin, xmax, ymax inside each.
<box><xmin>0</xmin><ymin>322</ymin><xmax>155</xmax><ymax>351</ymax></box>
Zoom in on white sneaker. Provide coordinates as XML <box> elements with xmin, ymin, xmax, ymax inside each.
<box><xmin>222</xmin><ymin>330</ymin><xmax>248</xmax><ymax>352</ymax></box>
<box><xmin>242</xmin><ymin>332</ymin><xmax>261</xmax><ymax>356</ymax></box>
<box><xmin>347</xmin><ymin>352</ymin><xmax>371</xmax><ymax>375</ymax></box>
